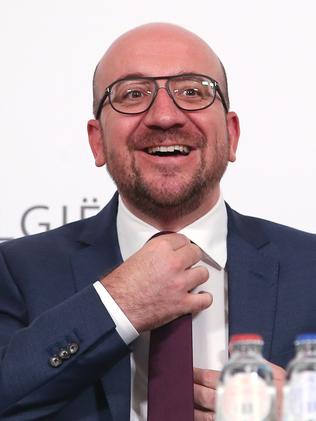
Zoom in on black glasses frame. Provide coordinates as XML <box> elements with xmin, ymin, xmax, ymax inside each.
<box><xmin>95</xmin><ymin>73</ymin><xmax>228</xmax><ymax>119</ymax></box>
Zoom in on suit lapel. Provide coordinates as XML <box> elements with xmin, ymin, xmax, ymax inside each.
<box><xmin>71</xmin><ymin>193</ymin><xmax>123</xmax><ymax>290</ymax></box>
<box><xmin>71</xmin><ymin>234</ymin><xmax>122</xmax><ymax>291</ymax></box>
<box><xmin>226</xmin><ymin>204</ymin><xmax>280</xmax><ymax>360</ymax></box>
<box><xmin>71</xmin><ymin>193</ymin><xmax>131</xmax><ymax>421</ymax></box>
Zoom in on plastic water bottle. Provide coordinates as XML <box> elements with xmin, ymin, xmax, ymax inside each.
<box><xmin>283</xmin><ymin>333</ymin><xmax>316</xmax><ymax>421</ymax></box>
<box><xmin>216</xmin><ymin>333</ymin><xmax>276</xmax><ymax>421</ymax></box>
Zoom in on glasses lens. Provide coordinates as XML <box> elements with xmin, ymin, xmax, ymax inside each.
<box><xmin>110</xmin><ymin>79</ymin><xmax>155</xmax><ymax>114</ymax></box>
<box><xmin>169</xmin><ymin>75</ymin><xmax>216</xmax><ymax>110</ymax></box>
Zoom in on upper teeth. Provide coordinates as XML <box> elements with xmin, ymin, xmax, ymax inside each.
<box><xmin>147</xmin><ymin>145</ymin><xmax>190</xmax><ymax>154</ymax></box>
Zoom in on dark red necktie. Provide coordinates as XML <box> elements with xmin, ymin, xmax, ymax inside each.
<box><xmin>147</xmin><ymin>232</ymin><xmax>194</xmax><ymax>421</ymax></box>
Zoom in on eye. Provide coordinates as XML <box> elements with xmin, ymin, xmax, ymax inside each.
<box><xmin>113</xmin><ymin>81</ymin><xmax>153</xmax><ymax>104</ymax></box>
<box><xmin>182</xmin><ymin>87</ymin><xmax>200</xmax><ymax>97</ymax></box>
<box><xmin>173</xmin><ymin>86</ymin><xmax>203</xmax><ymax>101</ymax></box>
<box><xmin>126</xmin><ymin>89</ymin><xmax>148</xmax><ymax>99</ymax></box>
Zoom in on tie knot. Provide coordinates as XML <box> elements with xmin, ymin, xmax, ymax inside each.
<box><xmin>148</xmin><ymin>231</ymin><xmax>175</xmax><ymax>241</ymax></box>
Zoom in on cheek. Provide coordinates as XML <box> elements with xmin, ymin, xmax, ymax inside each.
<box><xmin>189</xmin><ymin>110</ymin><xmax>225</xmax><ymax>139</ymax></box>
<box><xmin>102</xmin><ymin>113</ymin><xmax>139</xmax><ymax>152</ymax></box>
<box><xmin>203</xmin><ymin>125</ymin><xmax>230</xmax><ymax>163</ymax></box>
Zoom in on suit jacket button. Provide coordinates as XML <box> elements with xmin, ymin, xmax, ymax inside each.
<box><xmin>58</xmin><ymin>348</ymin><xmax>71</xmax><ymax>360</ymax></box>
<box><xmin>49</xmin><ymin>355</ymin><xmax>62</xmax><ymax>368</ymax></box>
<box><xmin>67</xmin><ymin>342</ymin><xmax>79</xmax><ymax>355</ymax></box>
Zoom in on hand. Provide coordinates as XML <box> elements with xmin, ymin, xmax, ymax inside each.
<box><xmin>100</xmin><ymin>233</ymin><xmax>212</xmax><ymax>332</ymax></box>
<box><xmin>194</xmin><ymin>368</ymin><xmax>219</xmax><ymax>421</ymax></box>
<box><xmin>193</xmin><ymin>362</ymin><xmax>286</xmax><ymax>421</ymax></box>
<box><xmin>268</xmin><ymin>361</ymin><xmax>286</xmax><ymax>421</ymax></box>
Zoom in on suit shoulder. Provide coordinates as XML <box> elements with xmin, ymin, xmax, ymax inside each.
<box><xmin>0</xmin><ymin>218</ymin><xmax>87</xmax><ymax>257</ymax></box>
<box><xmin>0</xmin><ymin>194</ymin><xmax>118</xmax><ymax>265</ymax></box>
<box><xmin>227</xmin><ymin>205</ymin><xmax>316</xmax><ymax>251</ymax></box>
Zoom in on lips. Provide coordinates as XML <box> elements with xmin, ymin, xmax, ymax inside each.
<box><xmin>146</xmin><ymin>144</ymin><xmax>191</xmax><ymax>156</ymax></box>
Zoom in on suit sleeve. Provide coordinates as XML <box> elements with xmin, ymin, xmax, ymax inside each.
<box><xmin>0</xmin><ymin>249</ymin><xmax>130</xmax><ymax>418</ymax></box>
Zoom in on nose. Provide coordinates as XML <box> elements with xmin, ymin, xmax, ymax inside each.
<box><xmin>142</xmin><ymin>87</ymin><xmax>187</xmax><ymax>130</ymax></box>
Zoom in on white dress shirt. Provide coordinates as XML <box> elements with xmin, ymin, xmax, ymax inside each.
<box><xmin>94</xmin><ymin>194</ymin><xmax>228</xmax><ymax>420</ymax></box>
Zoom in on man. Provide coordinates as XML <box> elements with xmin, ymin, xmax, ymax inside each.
<box><xmin>0</xmin><ymin>22</ymin><xmax>315</xmax><ymax>420</ymax></box>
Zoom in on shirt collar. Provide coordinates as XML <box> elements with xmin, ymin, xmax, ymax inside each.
<box><xmin>178</xmin><ymin>195</ymin><xmax>227</xmax><ymax>269</ymax></box>
<box><xmin>116</xmin><ymin>194</ymin><xmax>227</xmax><ymax>269</ymax></box>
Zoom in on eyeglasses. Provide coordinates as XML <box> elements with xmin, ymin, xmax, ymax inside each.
<box><xmin>95</xmin><ymin>73</ymin><xmax>228</xmax><ymax>118</ymax></box>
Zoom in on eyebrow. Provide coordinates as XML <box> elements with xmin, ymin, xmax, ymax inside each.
<box><xmin>116</xmin><ymin>72</ymin><xmax>148</xmax><ymax>79</ymax></box>
<box><xmin>113</xmin><ymin>70</ymin><xmax>192</xmax><ymax>80</ymax></box>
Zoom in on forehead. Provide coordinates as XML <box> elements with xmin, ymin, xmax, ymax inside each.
<box><xmin>96</xmin><ymin>26</ymin><xmax>222</xmax><ymax>91</ymax></box>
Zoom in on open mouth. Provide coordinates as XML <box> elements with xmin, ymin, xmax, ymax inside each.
<box><xmin>146</xmin><ymin>145</ymin><xmax>191</xmax><ymax>157</ymax></box>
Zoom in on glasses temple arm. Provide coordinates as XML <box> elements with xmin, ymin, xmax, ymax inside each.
<box><xmin>95</xmin><ymin>89</ymin><xmax>110</xmax><ymax>120</ymax></box>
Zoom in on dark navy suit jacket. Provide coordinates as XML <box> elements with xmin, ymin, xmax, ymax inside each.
<box><xmin>1</xmin><ymin>193</ymin><xmax>316</xmax><ymax>420</ymax></box>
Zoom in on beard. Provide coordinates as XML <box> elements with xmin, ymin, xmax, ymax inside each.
<box><xmin>105</xmin><ymin>128</ymin><xmax>230</xmax><ymax>220</ymax></box>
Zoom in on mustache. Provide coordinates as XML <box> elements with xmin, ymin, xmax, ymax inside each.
<box><xmin>128</xmin><ymin>128</ymin><xmax>207</xmax><ymax>150</ymax></box>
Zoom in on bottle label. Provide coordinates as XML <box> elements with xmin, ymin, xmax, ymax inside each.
<box><xmin>285</xmin><ymin>371</ymin><xmax>316</xmax><ymax>420</ymax></box>
<box><xmin>219</xmin><ymin>372</ymin><xmax>273</xmax><ymax>421</ymax></box>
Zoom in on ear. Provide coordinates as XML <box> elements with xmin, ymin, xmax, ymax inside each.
<box><xmin>226</xmin><ymin>111</ymin><xmax>240</xmax><ymax>162</ymax></box>
<box><xmin>87</xmin><ymin>119</ymin><xmax>107</xmax><ymax>167</ymax></box>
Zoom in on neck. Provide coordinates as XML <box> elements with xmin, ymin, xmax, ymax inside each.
<box><xmin>120</xmin><ymin>187</ymin><xmax>221</xmax><ymax>231</ymax></box>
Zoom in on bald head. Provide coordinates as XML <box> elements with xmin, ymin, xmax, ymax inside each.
<box><xmin>92</xmin><ymin>23</ymin><xmax>230</xmax><ymax>117</ymax></box>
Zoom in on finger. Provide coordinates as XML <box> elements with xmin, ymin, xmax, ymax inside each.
<box><xmin>265</xmin><ymin>361</ymin><xmax>285</xmax><ymax>421</ymax></box>
<box><xmin>269</xmin><ymin>361</ymin><xmax>286</xmax><ymax>382</ymax></box>
<box><xmin>175</xmin><ymin>242</ymin><xmax>203</xmax><ymax>268</ymax></box>
<box><xmin>194</xmin><ymin>408</ymin><xmax>215</xmax><ymax>421</ymax></box>
<box><xmin>187</xmin><ymin>290</ymin><xmax>213</xmax><ymax>314</ymax></box>
<box><xmin>194</xmin><ymin>368</ymin><xmax>220</xmax><ymax>389</ymax></box>
<box><xmin>149</xmin><ymin>232</ymin><xmax>190</xmax><ymax>250</ymax></box>
<box><xmin>186</xmin><ymin>266</ymin><xmax>209</xmax><ymax>290</ymax></box>
<box><xmin>194</xmin><ymin>382</ymin><xmax>216</xmax><ymax>411</ymax></box>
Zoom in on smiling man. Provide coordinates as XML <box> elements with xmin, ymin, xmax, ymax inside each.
<box><xmin>88</xmin><ymin>24</ymin><xmax>238</xmax><ymax>232</ymax></box>
<box><xmin>1</xmin><ymin>22</ymin><xmax>316</xmax><ymax>421</ymax></box>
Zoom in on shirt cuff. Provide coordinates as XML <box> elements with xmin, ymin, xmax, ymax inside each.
<box><xmin>93</xmin><ymin>281</ymin><xmax>139</xmax><ymax>344</ymax></box>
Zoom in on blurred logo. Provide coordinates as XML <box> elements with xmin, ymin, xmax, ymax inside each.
<box><xmin>0</xmin><ymin>198</ymin><xmax>101</xmax><ymax>242</ymax></box>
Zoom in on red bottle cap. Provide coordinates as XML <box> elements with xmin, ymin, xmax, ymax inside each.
<box><xmin>229</xmin><ymin>333</ymin><xmax>263</xmax><ymax>345</ymax></box>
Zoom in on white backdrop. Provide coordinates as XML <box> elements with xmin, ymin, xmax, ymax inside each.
<box><xmin>1</xmin><ymin>0</ymin><xmax>316</xmax><ymax>241</ymax></box>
